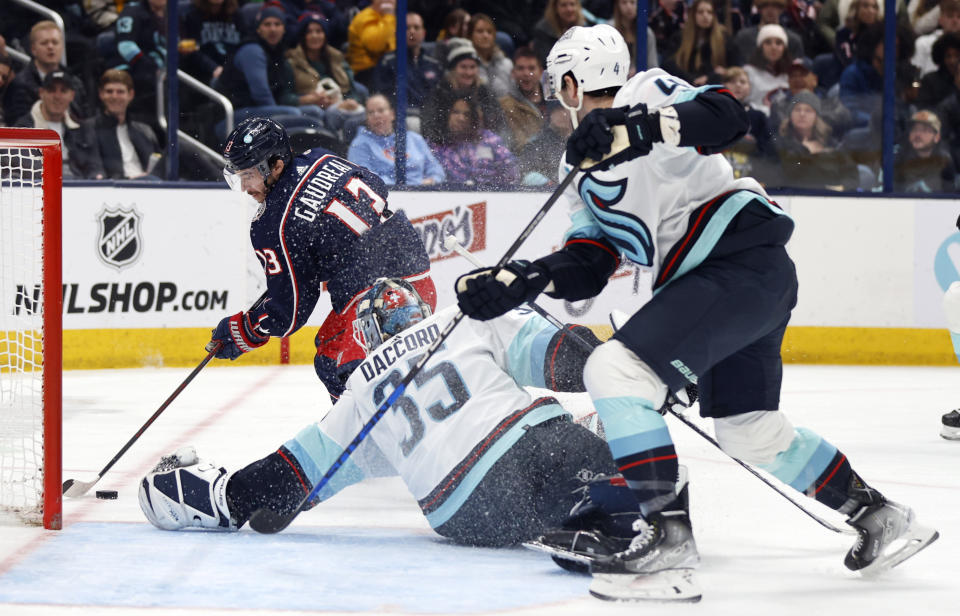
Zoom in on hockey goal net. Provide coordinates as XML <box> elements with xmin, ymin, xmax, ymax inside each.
<box><xmin>0</xmin><ymin>128</ymin><xmax>62</xmax><ymax>529</ymax></box>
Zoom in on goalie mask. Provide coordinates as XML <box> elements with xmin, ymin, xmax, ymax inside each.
<box><xmin>353</xmin><ymin>278</ymin><xmax>432</xmax><ymax>353</ymax></box>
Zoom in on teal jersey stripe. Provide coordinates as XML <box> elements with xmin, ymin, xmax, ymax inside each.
<box><xmin>673</xmin><ymin>84</ymin><xmax>722</xmax><ymax>104</ymax></box>
<box><xmin>284</xmin><ymin>424</ymin><xmax>367</xmax><ymax>502</ymax></box>
<box><xmin>657</xmin><ymin>190</ymin><xmax>792</xmax><ymax>292</ymax></box>
<box><xmin>759</xmin><ymin>427</ymin><xmax>838</xmax><ymax>491</ymax></box>
<box><xmin>425</xmin><ymin>403</ymin><xmax>568</xmax><ymax>528</ymax></box>
<box><xmin>593</xmin><ymin>396</ymin><xmax>665</xmax><ymax>442</ymax></box>
<box><xmin>607</xmin><ymin>425</ymin><xmax>673</xmax><ymax>460</ymax></box>
<box><xmin>564</xmin><ymin>208</ymin><xmax>606</xmax><ymax>244</ymax></box>
<box><xmin>506</xmin><ymin>314</ymin><xmax>558</xmax><ymax>388</ymax></box>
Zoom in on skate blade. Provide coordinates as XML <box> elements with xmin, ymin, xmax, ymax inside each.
<box><xmin>522</xmin><ymin>539</ymin><xmax>594</xmax><ymax>566</ymax></box>
<box><xmin>590</xmin><ymin>569</ymin><xmax>702</xmax><ymax>602</ymax></box>
<box><xmin>940</xmin><ymin>425</ymin><xmax>960</xmax><ymax>440</ymax></box>
<box><xmin>859</xmin><ymin>521</ymin><xmax>940</xmax><ymax>577</ymax></box>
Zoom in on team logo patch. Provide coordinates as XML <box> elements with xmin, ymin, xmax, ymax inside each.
<box><xmin>578</xmin><ymin>174</ymin><xmax>654</xmax><ymax>267</ymax></box>
<box><xmin>96</xmin><ymin>206</ymin><xmax>142</xmax><ymax>270</ymax></box>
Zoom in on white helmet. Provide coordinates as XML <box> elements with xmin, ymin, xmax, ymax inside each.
<box><xmin>542</xmin><ymin>24</ymin><xmax>630</xmax><ymax>123</ymax></box>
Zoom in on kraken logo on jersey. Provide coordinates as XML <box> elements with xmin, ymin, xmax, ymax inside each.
<box><xmin>578</xmin><ymin>175</ymin><xmax>654</xmax><ymax>267</ymax></box>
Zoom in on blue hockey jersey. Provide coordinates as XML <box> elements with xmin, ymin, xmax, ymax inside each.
<box><xmin>246</xmin><ymin>150</ymin><xmax>430</xmax><ymax>338</ymax></box>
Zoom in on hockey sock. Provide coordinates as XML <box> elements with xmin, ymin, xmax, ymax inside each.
<box><xmin>595</xmin><ymin>396</ymin><xmax>679</xmax><ymax>516</ymax></box>
<box><xmin>757</xmin><ymin>427</ymin><xmax>866</xmax><ymax>511</ymax></box>
<box><xmin>226</xmin><ymin>447</ymin><xmax>310</xmax><ymax>526</ymax></box>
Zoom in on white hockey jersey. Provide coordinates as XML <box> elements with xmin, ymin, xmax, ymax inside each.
<box><xmin>560</xmin><ymin>68</ymin><xmax>784</xmax><ymax>289</ymax></box>
<box><xmin>283</xmin><ymin>306</ymin><xmax>570</xmax><ymax>528</ymax></box>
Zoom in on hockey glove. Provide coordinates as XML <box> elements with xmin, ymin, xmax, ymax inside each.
<box><xmin>455</xmin><ymin>261</ymin><xmax>551</xmax><ymax>321</ymax></box>
<box><xmin>567</xmin><ymin>104</ymin><xmax>678</xmax><ymax>169</ymax></box>
<box><xmin>207</xmin><ymin>312</ymin><xmax>269</xmax><ymax>360</ymax></box>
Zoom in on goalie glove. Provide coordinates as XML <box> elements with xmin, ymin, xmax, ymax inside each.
<box><xmin>455</xmin><ymin>261</ymin><xmax>552</xmax><ymax>321</ymax></box>
<box><xmin>207</xmin><ymin>311</ymin><xmax>269</xmax><ymax>360</ymax></box>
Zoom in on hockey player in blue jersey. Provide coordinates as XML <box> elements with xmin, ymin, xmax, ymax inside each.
<box><xmin>454</xmin><ymin>24</ymin><xmax>938</xmax><ymax>601</ymax></box>
<box><xmin>210</xmin><ymin>117</ymin><xmax>436</xmax><ymax>401</ymax></box>
<box><xmin>138</xmin><ymin>278</ymin><xmax>649</xmax><ymax>548</ymax></box>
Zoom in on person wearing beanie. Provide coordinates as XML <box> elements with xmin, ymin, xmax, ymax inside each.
<box><xmin>776</xmin><ymin>89</ymin><xmax>859</xmax><ymax>189</ymax></box>
<box><xmin>743</xmin><ymin>23</ymin><xmax>794</xmax><ymax>115</ymax></box>
<box><xmin>420</xmin><ymin>37</ymin><xmax>509</xmax><ymax>146</ymax></box>
<box><xmin>768</xmin><ymin>58</ymin><xmax>853</xmax><ymax>135</ymax></box>
<box><xmin>734</xmin><ymin>0</ymin><xmax>805</xmax><ymax>62</ymax></box>
<box><xmin>286</xmin><ymin>11</ymin><xmax>365</xmax><ymax>134</ymax></box>
<box><xmin>346</xmin><ymin>0</ymin><xmax>396</xmax><ymax>87</ymax></box>
<box><xmin>216</xmin><ymin>3</ymin><xmax>323</xmax><ymax>125</ymax></box>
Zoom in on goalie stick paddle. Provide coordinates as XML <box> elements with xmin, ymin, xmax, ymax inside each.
<box><xmin>62</xmin><ymin>342</ymin><xmax>223</xmax><ymax>498</ymax></box>
<box><xmin>247</xmin><ymin>167</ymin><xmax>581</xmax><ymax>534</ymax></box>
<box><xmin>443</xmin><ymin>234</ymin><xmax>852</xmax><ymax>536</ymax></box>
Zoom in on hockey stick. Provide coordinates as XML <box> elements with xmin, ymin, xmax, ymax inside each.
<box><xmin>62</xmin><ymin>341</ymin><xmax>223</xmax><ymax>498</ymax></box>
<box><xmin>443</xmin><ymin>235</ymin><xmax>852</xmax><ymax>535</ymax></box>
<box><xmin>247</xmin><ymin>167</ymin><xmax>582</xmax><ymax>534</ymax></box>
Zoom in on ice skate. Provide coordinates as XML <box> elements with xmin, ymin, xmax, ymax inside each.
<box><xmin>940</xmin><ymin>409</ymin><xmax>960</xmax><ymax>440</ymax></box>
<box><xmin>588</xmin><ymin>509</ymin><xmax>701</xmax><ymax>602</ymax></box>
<box><xmin>844</xmin><ymin>500</ymin><xmax>939</xmax><ymax>576</ymax></box>
<box><xmin>524</xmin><ymin>467</ymin><xmax>689</xmax><ymax>573</ymax></box>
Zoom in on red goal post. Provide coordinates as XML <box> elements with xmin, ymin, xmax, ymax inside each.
<box><xmin>0</xmin><ymin>128</ymin><xmax>62</xmax><ymax>530</ymax></box>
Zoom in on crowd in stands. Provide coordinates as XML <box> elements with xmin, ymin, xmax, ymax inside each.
<box><xmin>1</xmin><ymin>0</ymin><xmax>960</xmax><ymax>192</ymax></box>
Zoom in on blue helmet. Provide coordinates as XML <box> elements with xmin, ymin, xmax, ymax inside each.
<box><xmin>222</xmin><ymin>117</ymin><xmax>292</xmax><ymax>190</ymax></box>
<box><xmin>353</xmin><ymin>278</ymin><xmax>432</xmax><ymax>353</ymax></box>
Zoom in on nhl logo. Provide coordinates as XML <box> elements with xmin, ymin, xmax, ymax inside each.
<box><xmin>97</xmin><ymin>206</ymin><xmax>142</xmax><ymax>270</ymax></box>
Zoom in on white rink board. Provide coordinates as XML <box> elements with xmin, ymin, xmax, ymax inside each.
<box><xmin>50</xmin><ymin>186</ymin><xmax>960</xmax><ymax>331</ymax></box>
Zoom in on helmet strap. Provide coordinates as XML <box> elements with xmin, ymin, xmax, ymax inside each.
<box><xmin>557</xmin><ymin>75</ymin><xmax>584</xmax><ymax>129</ymax></box>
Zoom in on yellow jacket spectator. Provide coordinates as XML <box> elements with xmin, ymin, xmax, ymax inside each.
<box><xmin>347</xmin><ymin>0</ymin><xmax>396</xmax><ymax>84</ymax></box>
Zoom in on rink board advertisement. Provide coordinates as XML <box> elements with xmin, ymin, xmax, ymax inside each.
<box><xmin>19</xmin><ymin>186</ymin><xmax>960</xmax><ymax>368</ymax></box>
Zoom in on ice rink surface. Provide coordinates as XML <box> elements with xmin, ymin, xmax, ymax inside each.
<box><xmin>0</xmin><ymin>362</ymin><xmax>957</xmax><ymax>616</ymax></box>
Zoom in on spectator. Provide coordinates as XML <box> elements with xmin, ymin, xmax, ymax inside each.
<box><xmin>650</xmin><ymin>0</ymin><xmax>687</xmax><ymax>56</ymax></box>
<box><xmin>6</xmin><ymin>21</ymin><xmax>92</xmax><ymax>124</ymax></box>
<box><xmin>721</xmin><ymin>66</ymin><xmax>778</xmax><ymax>182</ymax></box>
<box><xmin>371</xmin><ymin>12</ymin><xmax>442</xmax><ymax>125</ymax></box>
<box><xmin>468</xmin><ymin>14</ymin><xmax>513</xmax><ymax>97</ymax></box>
<box><xmin>346</xmin><ymin>0</ymin><xmax>396</xmax><ymax>87</ymax></box>
<box><xmin>610</xmin><ymin>0</ymin><xmax>658</xmax><ymax>72</ymax></box>
<box><xmin>840</xmin><ymin>24</ymin><xmax>918</xmax><ymax>125</ymax></box>
<box><xmin>180</xmin><ymin>0</ymin><xmax>246</xmax><ymax>84</ymax></box>
<box><xmin>835</xmin><ymin>0</ymin><xmax>881</xmax><ymax>67</ymax></box>
<box><xmin>347</xmin><ymin>93</ymin><xmax>445</xmax><ymax>185</ymax></box>
<box><xmin>769</xmin><ymin>57</ymin><xmax>852</xmax><ymax>136</ymax></box>
<box><xmin>432</xmin><ymin>8</ymin><xmax>471</xmax><ymax>66</ymax></box>
<box><xmin>217</xmin><ymin>5</ymin><xmax>315</xmax><ymax>125</ymax></box>
<box><xmin>734</xmin><ymin>0</ymin><xmax>805</xmax><ymax>62</ymax></box>
<box><xmin>85</xmin><ymin>0</ymin><xmax>121</xmax><ymax>31</ymax></box>
<box><xmin>286</xmin><ymin>12</ymin><xmax>365</xmax><ymax>134</ymax></box>
<box><xmin>918</xmin><ymin>32</ymin><xmax>960</xmax><ymax>108</ymax></box>
<box><xmin>516</xmin><ymin>100</ymin><xmax>573</xmax><ymax>184</ymax></box>
<box><xmin>428</xmin><ymin>96</ymin><xmax>519</xmax><ymax>185</ymax></box>
<box><xmin>532</xmin><ymin>0</ymin><xmax>587</xmax><ymax>65</ymax></box>
<box><xmin>0</xmin><ymin>55</ymin><xmax>14</xmax><ymax>127</ymax></box>
<box><xmin>421</xmin><ymin>42</ymin><xmax>509</xmax><ymax>145</ymax></box>
<box><xmin>743</xmin><ymin>24</ymin><xmax>793</xmax><ymax>114</ymax></box>
<box><xmin>909</xmin><ymin>0</ymin><xmax>943</xmax><ymax>36</ymax></box>
<box><xmin>895</xmin><ymin>109</ymin><xmax>957</xmax><ymax>191</ymax></box>
<box><xmin>277</xmin><ymin>1</ymin><xmax>350</xmax><ymax>50</ymax></box>
<box><xmin>913</xmin><ymin>0</ymin><xmax>960</xmax><ymax>77</ymax></box>
<box><xmin>776</xmin><ymin>90</ymin><xmax>858</xmax><ymax>188</ymax></box>
<box><xmin>111</xmin><ymin>0</ymin><xmax>167</xmax><ymax>121</ymax></box>
<box><xmin>14</xmin><ymin>71</ymin><xmax>93</xmax><ymax>179</ymax></box>
<box><xmin>662</xmin><ymin>0</ymin><xmax>739</xmax><ymax>86</ymax></box>
<box><xmin>781</xmin><ymin>0</ymin><xmax>833</xmax><ymax>58</ymax></box>
<box><xmin>79</xmin><ymin>69</ymin><xmax>161</xmax><ymax>180</ymax></box>
<box><xmin>499</xmin><ymin>47</ymin><xmax>547</xmax><ymax>151</ymax></box>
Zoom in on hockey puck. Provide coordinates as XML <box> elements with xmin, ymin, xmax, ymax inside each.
<box><xmin>95</xmin><ymin>490</ymin><xmax>118</xmax><ymax>500</ymax></box>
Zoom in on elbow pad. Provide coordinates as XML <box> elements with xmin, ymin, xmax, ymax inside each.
<box><xmin>533</xmin><ymin>238</ymin><xmax>620</xmax><ymax>301</ymax></box>
<box><xmin>675</xmin><ymin>88</ymin><xmax>749</xmax><ymax>155</ymax></box>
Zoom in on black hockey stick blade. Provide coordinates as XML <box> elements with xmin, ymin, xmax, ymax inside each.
<box><xmin>248</xmin><ymin>507</ymin><xmax>290</xmax><ymax>534</ymax></box>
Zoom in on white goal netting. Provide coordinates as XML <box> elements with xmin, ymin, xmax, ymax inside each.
<box><xmin>0</xmin><ymin>145</ymin><xmax>48</xmax><ymax>525</ymax></box>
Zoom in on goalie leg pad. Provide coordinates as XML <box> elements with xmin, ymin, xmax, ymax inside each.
<box><xmin>139</xmin><ymin>453</ymin><xmax>235</xmax><ymax>531</ymax></box>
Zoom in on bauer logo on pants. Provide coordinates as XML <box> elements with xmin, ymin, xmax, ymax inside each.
<box><xmin>97</xmin><ymin>206</ymin><xmax>142</xmax><ymax>270</ymax></box>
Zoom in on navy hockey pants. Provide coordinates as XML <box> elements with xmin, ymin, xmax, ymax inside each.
<box><xmin>613</xmin><ymin>199</ymin><xmax>798</xmax><ymax>418</ymax></box>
